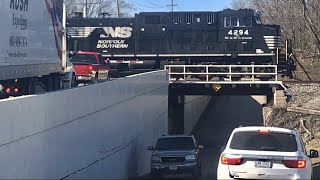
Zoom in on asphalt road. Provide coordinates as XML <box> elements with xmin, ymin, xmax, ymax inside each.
<box><xmin>139</xmin><ymin>96</ymin><xmax>264</xmax><ymax>180</ymax></box>
<box><xmin>193</xmin><ymin>96</ymin><xmax>263</xmax><ymax>179</ymax></box>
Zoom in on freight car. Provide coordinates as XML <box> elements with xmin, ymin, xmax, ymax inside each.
<box><xmin>67</xmin><ymin>9</ymin><xmax>295</xmax><ymax>77</ymax></box>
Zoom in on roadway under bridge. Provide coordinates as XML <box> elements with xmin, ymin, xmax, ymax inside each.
<box><xmin>0</xmin><ymin>70</ymin><xmax>284</xmax><ymax>179</ymax></box>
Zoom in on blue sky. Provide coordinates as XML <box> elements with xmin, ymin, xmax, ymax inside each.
<box><xmin>129</xmin><ymin>0</ymin><xmax>233</xmax><ymax>12</ymax></box>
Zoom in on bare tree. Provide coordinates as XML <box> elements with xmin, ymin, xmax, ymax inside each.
<box><xmin>67</xmin><ymin>0</ymin><xmax>135</xmax><ymax>17</ymax></box>
<box><xmin>231</xmin><ymin>0</ymin><xmax>252</xmax><ymax>9</ymax></box>
<box><xmin>231</xmin><ymin>0</ymin><xmax>320</xmax><ymax>80</ymax></box>
<box><xmin>232</xmin><ymin>0</ymin><xmax>320</xmax><ymax>54</ymax></box>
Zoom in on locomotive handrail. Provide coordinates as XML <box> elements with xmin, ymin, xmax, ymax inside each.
<box><xmin>165</xmin><ymin>64</ymin><xmax>279</xmax><ymax>83</ymax></box>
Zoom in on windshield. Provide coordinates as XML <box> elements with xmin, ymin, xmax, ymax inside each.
<box><xmin>254</xmin><ymin>11</ymin><xmax>262</xmax><ymax>24</ymax></box>
<box><xmin>230</xmin><ymin>131</ymin><xmax>298</xmax><ymax>152</ymax></box>
<box><xmin>155</xmin><ymin>137</ymin><xmax>195</xmax><ymax>150</ymax></box>
<box><xmin>70</xmin><ymin>54</ymin><xmax>97</xmax><ymax>64</ymax></box>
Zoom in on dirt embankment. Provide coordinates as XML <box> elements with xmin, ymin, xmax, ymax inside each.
<box><xmin>266</xmin><ymin>83</ymin><xmax>320</xmax><ymax>166</ymax></box>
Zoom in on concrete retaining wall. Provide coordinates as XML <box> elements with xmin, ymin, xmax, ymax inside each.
<box><xmin>0</xmin><ymin>71</ymin><xmax>168</xmax><ymax>179</ymax></box>
<box><xmin>184</xmin><ymin>96</ymin><xmax>212</xmax><ymax>134</ymax></box>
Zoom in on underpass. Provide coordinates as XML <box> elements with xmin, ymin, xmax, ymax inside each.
<box><xmin>193</xmin><ymin>96</ymin><xmax>265</xmax><ymax>179</ymax></box>
<box><xmin>0</xmin><ymin>67</ymin><xmax>284</xmax><ymax>179</ymax></box>
<box><xmin>140</xmin><ymin>94</ymin><xmax>267</xmax><ymax>180</ymax></box>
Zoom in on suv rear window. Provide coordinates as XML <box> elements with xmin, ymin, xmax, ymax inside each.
<box><xmin>155</xmin><ymin>137</ymin><xmax>195</xmax><ymax>150</ymax></box>
<box><xmin>230</xmin><ymin>131</ymin><xmax>298</xmax><ymax>152</ymax></box>
<box><xmin>71</xmin><ymin>54</ymin><xmax>97</xmax><ymax>64</ymax></box>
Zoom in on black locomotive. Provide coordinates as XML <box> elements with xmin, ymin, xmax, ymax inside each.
<box><xmin>67</xmin><ymin>9</ymin><xmax>295</xmax><ymax>76</ymax></box>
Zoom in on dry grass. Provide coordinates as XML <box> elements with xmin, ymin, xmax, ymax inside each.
<box><xmin>305</xmin><ymin>132</ymin><xmax>320</xmax><ymax>165</ymax></box>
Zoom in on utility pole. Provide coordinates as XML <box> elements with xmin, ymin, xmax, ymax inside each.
<box><xmin>83</xmin><ymin>0</ymin><xmax>87</xmax><ymax>17</ymax></box>
<box><xmin>169</xmin><ymin>0</ymin><xmax>177</xmax><ymax>12</ymax></box>
<box><xmin>171</xmin><ymin>0</ymin><xmax>173</xmax><ymax>12</ymax></box>
<box><xmin>116</xmin><ymin>0</ymin><xmax>120</xmax><ymax>17</ymax></box>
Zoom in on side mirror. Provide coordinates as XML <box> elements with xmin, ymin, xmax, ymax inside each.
<box><xmin>147</xmin><ymin>146</ymin><xmax>154</xmax><ymax>151</ymax></box>
<box><xmin>198</xmin><ymin>145</ymin><xmax>204</xmax><ymax>149</ymax></box>
<box><xmin>309</xmin><ymin>149</ymin><xmax>319</xmax><ymax>158</ymax></box>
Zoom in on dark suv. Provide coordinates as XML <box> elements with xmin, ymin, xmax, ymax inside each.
<box><xmin>148</xmin><ymin>135</ymin><xmax>203</xmax><ymax>179</ymax></box>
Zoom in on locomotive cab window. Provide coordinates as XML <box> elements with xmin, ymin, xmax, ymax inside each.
<box><xmin>254</xmin><ymin>11</ymin><xmax>262</xmax><ymax>24</ymax></box>
<box><xmin>239</xmin><ymin>17</ymin><xmax>252</xmax><ymax>27</ymax></box>
<box><xmin>224</xmin><ymin>17</ymin><xmax>252</xmax><ymax>27</ymax></box>
<box><xmin>255</xmin><ymin>16</ymin><xmax>262</xmax><ymax>24</ymax></box>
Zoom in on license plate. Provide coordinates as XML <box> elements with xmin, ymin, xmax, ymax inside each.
<box><xmin>255</xmin><ymin>161</ymin><xmax>272</xmax><ymax>168</ymax></box>
<box><xmin>169</xmin><ymin>165</ymin><xmax>177</xmax><ymax>170</ymax></box>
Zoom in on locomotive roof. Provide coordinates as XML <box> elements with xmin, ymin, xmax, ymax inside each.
<box><xmin>67</xmin><ymin>8</ymin><xmax>256</xmax><ymax>20</ymax></box>
<box><xmin>137</xmin><ymin>8</ymin><xmax>255</xmax><ymax>14</ymax></box>
<box><xmin>67</xmin><ymin>8</ymin><xmax>257</xmax><ymax>27</ymax></box>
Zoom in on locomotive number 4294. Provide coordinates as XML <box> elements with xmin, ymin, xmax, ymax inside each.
<box><xmin>228</xmin><ymin>30</ymin><xmax>249</xmax><ymax>36</ymax></box>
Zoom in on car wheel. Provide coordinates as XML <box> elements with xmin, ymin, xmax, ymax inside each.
<box><xmin>71</xmin><ymin>74</ymin><xmax>76</xmax><ymax>87</ymax></box>
<box><xmin>192</xmin><ymin>166</ymin><xmax>201</xmax><ymax>180</ymax></box>
<box><xmin>151</xmin><ymin>170</ymin><xmax>163</xmax><ymax>179</ymax></box>
<box><xmin>92</xmin><ymin>74</ymin><xmax>98</xmax><ymax>84</ymax></box>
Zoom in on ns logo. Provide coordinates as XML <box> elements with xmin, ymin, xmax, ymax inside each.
<box><xmin>100</xmin><ymin>27</ymin><xmax>133</xmax><ymax>38</ymax></box>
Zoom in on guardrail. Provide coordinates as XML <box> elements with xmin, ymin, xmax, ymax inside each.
<box><xmin>165</xmin><ymin>64</ymin><xmax>287</xmax><ymax>90</ymax></box>
<box><xmin>165</xmin><ymin>64</ymin><xmax>280</xmax><ymax>84</ymax></box>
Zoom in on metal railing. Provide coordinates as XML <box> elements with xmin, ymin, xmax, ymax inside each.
<box><xmin>165</xmin><ymin>64</ymin><xmax>279</xmax><ymax>84</ymax></box>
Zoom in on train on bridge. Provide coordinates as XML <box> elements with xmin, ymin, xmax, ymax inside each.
<box><xmin>67</xmin><ymin>8</ymin><xmax>295</xmax><ymax>77</ymax></box>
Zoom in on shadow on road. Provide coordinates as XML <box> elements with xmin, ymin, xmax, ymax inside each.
<box><xmin>135</xmin><ymin>95</ymin><xmax>264</xmax><ymax>180</ymax></box>
<box><xmin>192</xmin><ymin>96</ymin><xmax>263</xmax><ymax>179</ymax></box>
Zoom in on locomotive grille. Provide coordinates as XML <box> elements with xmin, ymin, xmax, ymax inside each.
<box><xmin>264</xmin><ymin>36</ymin><xmax>281</xmax><ymax>50</ymax></box>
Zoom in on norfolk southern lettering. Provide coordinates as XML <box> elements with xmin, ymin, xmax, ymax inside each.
<box><xmin>10</xmin><ymin>0</ymin><xmax>28</xmax><ymax>11</ymax></box>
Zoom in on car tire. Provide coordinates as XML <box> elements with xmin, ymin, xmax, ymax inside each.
<box><xmin>92</xmin><ymin>74</ymin><xmax>98</xmax><ymax>84</ymax></box>
<box><xmin>71</xmin><ymin>74</ymin><xmax>76</xmax><ymax>87</ymax></box>
<box><xmin>192</xmin><ymin>166</ymin><xmax>201</xmax><ymax>180</ymax></box>
<box><xmin>151</xmin><ymin>170</ymin><xmax>163</xmax><ymax>180</ymax></box>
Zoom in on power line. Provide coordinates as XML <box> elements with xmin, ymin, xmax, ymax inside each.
<box><xmin>177</xmin><ymin>4</ymin><xmax>182</xmax><ymax>11</ymax></box>
<box><xmin>128</xmin><ymin>0</ymin><xmax>167</xmax><ymax>9</ymax></box>
<box><xmin>143</xmin><ymin>0</ymin><xmax>162</xmax><ymax>7</ymax></box>
<box><xmin>169</xmin><ymin>0</ymin><xmax>177</xmax><ymax>12</ymax></box>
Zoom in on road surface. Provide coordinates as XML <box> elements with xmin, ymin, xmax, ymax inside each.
<box><xmin>139</xmin><ymin>95</ymin><xmax>263</xmax><ymax>179</ymax></box>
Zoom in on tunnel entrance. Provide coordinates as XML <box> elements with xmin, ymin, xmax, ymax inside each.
<box><xmin>167</xmin><ymin>83</ymin><xmax>276</xmax><ymax>135</ymax></box>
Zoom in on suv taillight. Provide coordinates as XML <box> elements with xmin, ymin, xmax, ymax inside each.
<box><xmin>221</xmin><ymin>155</ymin><xmax>243</xmax><ymax>165</ymax></box>
<box><xmin>89</xmin><ymin>65</ymin><xmax>93</xmax><ymax>70</ymax></box>
<box><xmin>282</xmin><ymin>160</ymin><xmax>306</xmax><ymax>168</ymax></box>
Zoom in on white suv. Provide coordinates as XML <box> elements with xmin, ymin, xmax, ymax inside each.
<box><xmin>217</xmin><ymin>126</ymin><xmax>319</xmax><ymax>180</ymax></box>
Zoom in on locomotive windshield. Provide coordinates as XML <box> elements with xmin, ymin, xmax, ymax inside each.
<box><xmin>224</xmin><ymin>17</ymin><xmax>252</xmax><ymax>27</ymax></box>
<box><xmin>254</xmin><ymin>11</ymin><xmax>262</xmax><ymax>24</ymax></box>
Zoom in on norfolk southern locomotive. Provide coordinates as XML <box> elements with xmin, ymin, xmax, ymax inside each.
<box><xmin>67</xmin><ymin>9</ymin><xmax>295</xmax><ymax>76</ymax></box>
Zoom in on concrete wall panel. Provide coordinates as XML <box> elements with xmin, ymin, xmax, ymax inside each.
<box><xmin>184</xmin><ymin>96</ymin><xmax>212</xmax><ymax>134</ymax></box>
<box><xmin>0</xmin><ymin>71</ymin><xmax>168</xmax><ymax>179</ymax></box>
